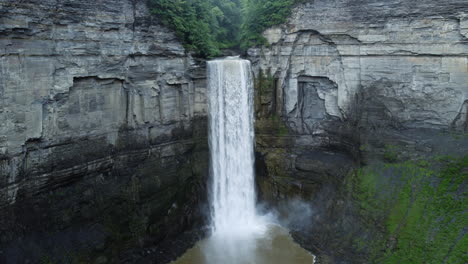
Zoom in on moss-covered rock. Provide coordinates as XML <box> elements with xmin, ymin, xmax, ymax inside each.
<box><xmin>348</xmin><ymin>156</ymin><xmax>467</xmax><ymax>263</ymax></box>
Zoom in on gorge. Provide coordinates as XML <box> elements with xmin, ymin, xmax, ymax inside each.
<box><xmin>0</xmin><ymin>0</ymin><xmax>467</xmax><ymax>263</ymax></box>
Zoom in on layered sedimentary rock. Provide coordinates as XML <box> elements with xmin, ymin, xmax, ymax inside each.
<box><xmin>250</xmin><ymin>0</ymin><xmax>468</xmax><ymax>263</ymax></box>
<box><xmin>251</xmin><ymin>0</ymin><xmax>467</xmax><ymax>133</ymax></box>
<box><xmin>0</xmin><ymin>0</ymin><xmax>208</xmax><ymax>262</ymax></box>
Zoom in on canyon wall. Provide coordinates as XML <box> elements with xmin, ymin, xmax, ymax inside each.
<box><xmin>250</xmin><ymin>0</ymin><xmax>468</xmax><ymax>263</ymax></box>
<box><xmin>0</xmin><ymin>0</ymin><xmax>208</xmax><ymax>263</ymax></box>
<box><xmin>251</xmin><ymin>0</ymin><xmax>467</xmax><ymax>133</ymax></box>
<box><xmin>1</xmin><ymin>0</ymin><xmax>467</xmax><ymax>263</ymax></box>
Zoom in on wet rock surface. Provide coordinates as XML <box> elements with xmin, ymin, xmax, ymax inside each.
<box><xmin>0</xmin><ymin>0</ymin><xmax>209</xmax><ymax>263</ymax></box>
<box><xmin>250</xmin><ymin>0</ymin><xmax>468</xmax><ymax>263</ymax></box>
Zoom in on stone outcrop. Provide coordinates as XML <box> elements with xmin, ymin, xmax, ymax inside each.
<box><xmin>0</xmin><ymin>0</ymin><xmax>208</xmax><ymax>263</ymax></box>
<box><xmin>250</xmin><ymin>0</ymin><xmax>468</xmax><ymax>134</ymax></box>
<box><xmin>250</xmin><ymin>0</ymin><xmax>468</xmax><ymax>263</ymax></box>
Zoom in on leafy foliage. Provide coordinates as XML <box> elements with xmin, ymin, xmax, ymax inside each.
<box><xmin>149</xmin><ymin>0</ymin><xmax>305</xmax><ymax>57</ymax></box>
<box><xmin>149</xmin><ymin>0</ymin><xmax>242</xmax><ymax>57</ymax></box>
<box><xmin>240</xmin><ymin>0</ymin><xmax>305</xmax><ymax>49</ymax></box>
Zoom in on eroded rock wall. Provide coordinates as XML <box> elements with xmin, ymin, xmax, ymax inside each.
<box><xmin>0</xmin><ymin>0</ymin><xmax>208</xmax><ymax>262</ymax></box>
<box><xmin>250</xmin><ymin>0</ymin><xmax>468</xmax><ymax>133</ymax></box>
<box><xmin>250</xmin><ymin>1</ymin><xmax>468</xmax><ymax>263</ymax></box>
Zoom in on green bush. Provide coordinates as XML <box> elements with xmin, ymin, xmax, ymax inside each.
<box><xmin>383</xmin><ymin>144</ymin><xmax>399</xmax><ymax>162</ymax></box>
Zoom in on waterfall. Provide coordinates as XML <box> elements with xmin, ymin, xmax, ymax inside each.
<box><xmin>170</xmin><ymin>57</ymin><xmax>315</xmax><ymax>264</ymax></box>
<box><xmin>207</xmin><ymin>57</ymin><xmax>264</xmax><ymax>237</ymax></box>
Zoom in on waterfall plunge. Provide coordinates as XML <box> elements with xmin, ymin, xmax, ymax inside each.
<box><xmin>170</xmin><ymin>58</ymin><xmax>315</xmax><ymax>264</ymax></box>
<box><xmin>208</xmin><ymin>57</ymin><xmax>265</xmax><ymax>237</ymax></box>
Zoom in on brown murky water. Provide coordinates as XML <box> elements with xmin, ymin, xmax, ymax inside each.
<box><xmin>171</xmin><ymin>225</ymin><xmax>315</xmax><ymax>264</ymax></box>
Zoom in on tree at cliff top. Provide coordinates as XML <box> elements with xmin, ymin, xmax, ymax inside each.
<box><xmin>149</xmin><ymin>0</ymin><xmax>242</xmax><ymax>57</ymax></box>
<box><xmin>149</xmin><ymin>0</ymin><xmax>305</xmax><ymax>57</ymax></box>
<box><xmin>240</xmin><ymin>0</ymin><xmax>305</xmax><ymax>50</ymax></box>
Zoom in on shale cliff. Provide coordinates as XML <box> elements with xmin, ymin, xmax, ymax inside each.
<box><xmin>0</xmin><ymin>0</ymin><xmax>208</xmax><ymax>263</ymax></box>
<box><xmin>250</xmin><ymin>0</ymin><xmax>468</xmax><ymax>263</ymax></box>
<box><xmin>251</xmin><ymin>0</ymin><xmax>467</xmax><ymax>132</ymax></box>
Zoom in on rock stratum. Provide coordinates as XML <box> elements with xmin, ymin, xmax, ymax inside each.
<box><xmin>0</xmin><ymin>0</ymin><xmax>208</xmax><ymax>263</ymax></box>
<box><xmin>250</xmin><ymin>0</ymin><xmax>468</xmax><ymax>263</ymax></box>
<box><xmin>251</xmin><ymin>0</ymin><xmax>467</xmax><ymax>133</ymax></box>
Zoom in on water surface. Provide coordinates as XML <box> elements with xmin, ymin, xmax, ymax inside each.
<box><xmin>171</xmin><ymin>225</ymin><xmax>315</xmax><ymax>264</ymax></box>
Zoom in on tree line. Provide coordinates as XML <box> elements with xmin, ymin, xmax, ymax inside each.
<box><xmin>149</xmin><ymin>0</ymin><xmax>305</xmax><ymax>57</ymax></box>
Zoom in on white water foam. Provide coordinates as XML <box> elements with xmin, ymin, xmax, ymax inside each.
<box><xmin>170</xmin><ymin>57</ymin><xmax>315</xmax><ymax>264</ymax></box>
<box><xmin>207</xmin><ymin>57</ymin><xmax>266</xmax><ymax>239</ymax></box>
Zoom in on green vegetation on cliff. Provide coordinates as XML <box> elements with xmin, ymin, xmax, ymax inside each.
<box><xmin>149</xmin><ymin>0</ymin><xmax>242</xmax><ymax>57</ymax></box>
<box><xmin>149</xmin><ymin>0</ymin><xmax>306</xmax><ymax>57</ymax></box>
<box><xmin>350</xmin><ymin>156</ymin><xmax>468</xmax><ymax>263</ymax></box>
<box><xmin>240</xmin><ymin>0</ymin><xmax>306</xmax><ymax>49</ymax></box>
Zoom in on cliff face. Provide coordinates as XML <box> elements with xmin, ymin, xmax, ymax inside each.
<box><xmin>250</xmin><ymin>0</ymin><xmax>468</xmax><ymax>263</ymax></box>
<box><xmin>0</xmin><ymin>0</ymin><xmax>208</xmax><ymax>262</ymax></box>
<box><xmin>1</xmin><ymin>0</ymin><xmax>467</xmax><ymax>263</ymax></box>
<box><xmin>251</xmin><ymin>0</ymin><xmax>467</xmax><ymax>133</ymax></box>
